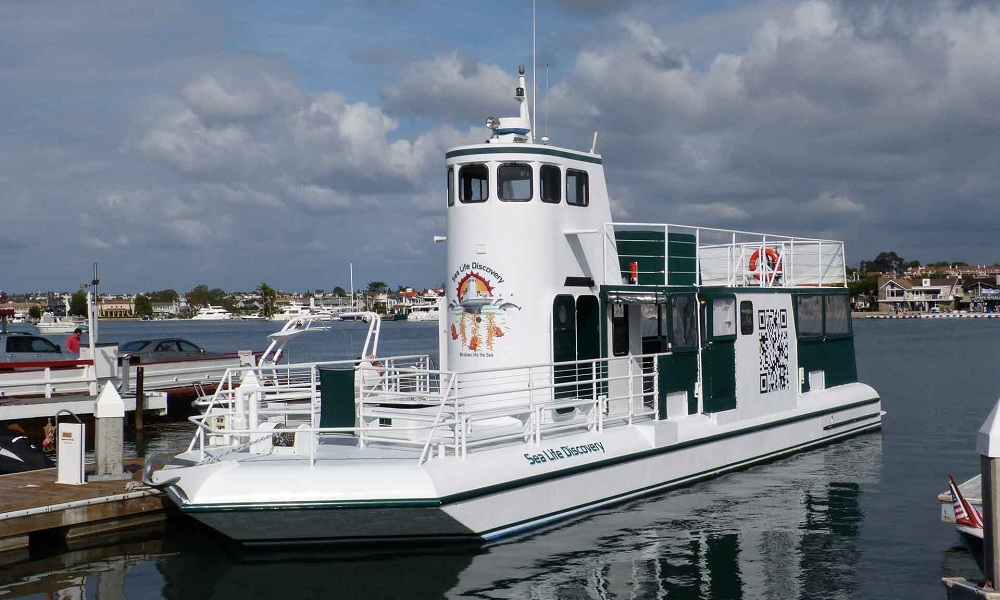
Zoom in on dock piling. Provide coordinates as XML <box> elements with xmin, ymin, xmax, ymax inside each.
<box><xmin>90</xmin><ymin>384</ymin><xmax>130</xmax><ymax>482</ymax></box>
<box><xmin>979</xmin><ymin>400</ymin><xmax>1000</xmax><ymax>588</ymax></box>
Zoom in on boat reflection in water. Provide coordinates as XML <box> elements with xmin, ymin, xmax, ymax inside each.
<box><xmin>0</xmin><ymin>434</ymin><xmax>881</xmax><ymax>599</ymax></box>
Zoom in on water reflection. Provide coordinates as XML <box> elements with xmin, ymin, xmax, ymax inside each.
<box><xmin>0</xmin><ymin>434</ymin><xmax>883</xmax><ymax>599</ymax></box>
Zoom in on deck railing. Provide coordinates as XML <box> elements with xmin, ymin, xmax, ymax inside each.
<box><xmin>605</xmin><ymin>222</ymin><xmax>847</xmax><ymax>288</ymax></box>
<box><xmin>186</xmin><ymin>353</ymin><xmax>667</xmax><ymax>464</ymax></box>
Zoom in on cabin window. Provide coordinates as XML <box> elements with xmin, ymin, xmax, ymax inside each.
<box><xmin>796</xmin><ymin>295</ymin><xmax>823</xmax><ymax>338</ymax></box>
<box><xmin>498</xmin><ymin>163</ymin><xmax>532</xmax><ymax>202</ymax></box>
<box><xmin>671</xmin><ymin>294</ymin><xmax>698</xmax><ymax>349</ymax></box>
<box><xmin>459</xmin><ymin>164</ymin><xmax>489</xmax><ymax>203</ymax></box>
<box><xmin>447</xmin><ymin>167</ymin><xmax>454</xmax><ymax>207</ymax></box>
<box><xmin>824</xmin><ymin>295</ymin><xmax>851</xmax><ymax>335</ymax></box>
<box><xmin>712</xmin><ymin>298</ymin><xmax>736</xmax><ymax>338</ymax></box>
<box><xmin>612</xmin><ymin>303</ymin><xmax>629</xmax><ymax>356</ymax></box>
<box><xmin>566</xmin><ymin>169</ymin><xmax>589</xmax><ymax>207</ymax></box>
<box><xmin>540</xmin><ymin>165</ymin><xmax>561</xmax><ymax>203</ymax></box>
<box><xmin>740</xmin><ymin>301</ymin><xmax>754</xmax><ymax>335</ymax></box>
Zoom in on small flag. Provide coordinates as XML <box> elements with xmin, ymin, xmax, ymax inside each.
<box><xmin>950</xmin><ymin>474</ymin><xmax>984</xmax><ymax>529</ymax></box>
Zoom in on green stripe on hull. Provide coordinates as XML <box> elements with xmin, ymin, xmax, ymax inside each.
<box><xmin>181</xmin><ymin>397</ymin><xmax>880</xmax><ymax>515</ymax></box>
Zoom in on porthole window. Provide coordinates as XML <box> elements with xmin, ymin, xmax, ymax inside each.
<box><xmin>498</xmin><ymin>163</ymin><xmax>532</xmax><ymax>202</ymax></box>
<box><xmin>459</xmin><ymin>164</ymin><xmax>489</xmax><ymax>203</ymax></box>
<box><xmin>540</xmin><ymin>165</ymin><xmax>561</xmax><ymax>203</ymax></box>
<box><xmin>567</xmin><ymin>169</ymin><xmax>589</xmax><ymax>207</ymax></box>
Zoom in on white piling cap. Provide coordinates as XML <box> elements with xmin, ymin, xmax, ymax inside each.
<box><xmin>94</xmin><ymin>383</ymin><xmax>125</xmax><ymax>418</ymax></box>
<box><xmin>977</xmin><ymin>397</ymin><xmax>1000</xmax><ymax>457</ymax></box>
<box><xmin>239</xmin><ymin>369</ymin><xmax>261</xmax><ymax>390</ymax></box>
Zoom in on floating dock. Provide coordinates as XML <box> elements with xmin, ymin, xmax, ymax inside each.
<box><xmin>0</xmin><ymin>460</ymin><xmax>167</xmax><ymax>562</ymax></box>
<box><xmin>0</xmin><ymin>391</ymin><xmax>167</xmax><ymax>421</ymax></box>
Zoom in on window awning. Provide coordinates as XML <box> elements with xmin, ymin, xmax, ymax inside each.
<box><xmin>606</xmin><ymin>290</ymin><xmax>668</xmax><ymax>304</ymax></box>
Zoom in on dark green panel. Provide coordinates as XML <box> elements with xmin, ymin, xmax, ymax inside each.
<box><xmin>318</xmin><ymin>367</ymin><xmax>356</xmax><ymax>428</ymax></box>
<box><xmin>702</xmin><ymin>294</ymin><xmax>737</xmax><ymax>413</ymax></box>
<box><xmin>657</xmin><ymin>352</ymin><xmax>699</xmax><ymax>417</ymax></box>
<box><xmin>798</xmin><ymin>337</ymin><xmax>858</xmax><ymax>392</ymax></box>
<box><xmin>615</xmin><ymin>230</ymin><xmax>665</xmax><ymax>286</ymax></box>
<box><xmin>553</xmin><ymin>295</ymin><xmax>576</xmax><ymax>400</ymax></box>
<box><xmin>667</xmin><ymin>233</ymin><xmax>697</xmax><ymax>286</ymax></box>
<box><xmin>576</xmin><ymin>295</ymin><xmax>600</xmax><ymax>400</ymax></box>
<box><xmin>703</xmin><ymin>341</ymin><xmax>737</xmax><ymax>412</ymax></box>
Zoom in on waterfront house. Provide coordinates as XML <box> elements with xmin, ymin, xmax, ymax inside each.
<box><xmin>877</xmin><ymin>277</ymin><xmax>962</xmax><ymax>313</ymax></box>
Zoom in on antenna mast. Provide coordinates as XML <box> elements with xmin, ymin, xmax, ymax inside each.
<box><xmin>532</xmin><ymin>0</ymin><xmax>536</xmax><ymax>139</ymax></box>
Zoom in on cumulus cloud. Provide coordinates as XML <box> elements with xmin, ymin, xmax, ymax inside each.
<box><xmin>5</xmin><ymin>0</ymin><xmax>1000</xmax><ymax>293</ymax></box>
<box><xmin>541</xmin><ymin>0</ymin><xmax>1000</xmax><ymax>261</ymax></box>
<box><xmin>381</xmin><ymin>52</ymin><xmax>518</xmax><ymax>125</ymax></box>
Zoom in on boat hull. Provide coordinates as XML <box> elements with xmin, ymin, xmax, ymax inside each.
<box><xmin>165</xmin><ymin>391</ymin><xmax>881</xmax><ymax>545</ymax></box>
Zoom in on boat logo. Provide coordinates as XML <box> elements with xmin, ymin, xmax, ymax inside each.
<box><xmin>450</xmin><ymin>262</ymin><xmax>519</xmax><ymax>356</ymax></box>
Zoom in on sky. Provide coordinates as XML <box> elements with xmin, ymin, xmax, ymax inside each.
<box><xmin>3</xmin><ymin>0</ymin><xmax>1000</xmax><ymax>294</ymax></box>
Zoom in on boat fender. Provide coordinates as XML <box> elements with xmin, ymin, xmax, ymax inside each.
<box><xmin>749</xmin><ymin>248</ymin><xmax>782</xmax><ymax>280</ymax></box>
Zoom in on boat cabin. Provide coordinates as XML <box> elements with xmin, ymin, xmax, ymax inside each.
<box><xmin>441</xmin><ymin>66</ymin><xmax>856</xmax><ymax>424</ymax></box>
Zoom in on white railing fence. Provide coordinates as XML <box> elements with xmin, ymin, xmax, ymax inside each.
<box><xmin>186</xmin><ymin>353</ymin><xmax>669</xmax><ymax>465</ymax></box>
<box><xmin>605</xmin><ymin>223</ymin><xmax>847</xmax><ymax>288</ymax></box>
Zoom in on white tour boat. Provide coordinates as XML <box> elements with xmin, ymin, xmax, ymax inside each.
<box><xmin>147</xmin><ymin>65</ymin><xmax>882</xmax><ymax>546</ymax></box>
<box><xmin>190</xmin><ymin>306</ymin><xmax>233</xmax><ymax>321</ymax></box>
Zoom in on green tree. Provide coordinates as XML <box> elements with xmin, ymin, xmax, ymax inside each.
<box><xmin>28</xmin><ymin>305</ymin><xmax>43</xmax><ymax>320</ymax></box>
<box><xmin>847</xmin><ymin>275</ymin><xmax>880</xmax><ymax>311</ymax></box>
<box><xmin>134</xmin><ymin>294</ymin><xmax>153</xmax><ymax>317</ymax></box>
<box><xmin>860</xmin><ymin>252</ymin><xmax>907</xmax><ymax>275</ymax></box>
<box><xmin>332</xmin><ymin>286</ymin><xmax>346</xmax><ymax>297</ymax></box>
<box><xmin>256</xmin><ymin>282</ymin><xmax>277</xmax><ymax>317</ymax></box>
<box><xmin>187</xmin><ymin>284</ymin><xmax>210</xmax><ymax>307</ymax></box>
<box><xmin>366</xmin><ymin>281</ymin><xmax>388</xmax><ymax>313</ymax></box>
<box><xmin>69</xmin><ymin>291</ymin><xmax>88</xmax><ymax>317</ymax></box>
<box><xmin>150</xmin><ymin>289</ymin><xmax>179</xmax><ymax>303</ymax></box>
<box><xmin>207</xmin><ymin>288</ymin><xmax>227</xmax><ymax>306</ymax></box>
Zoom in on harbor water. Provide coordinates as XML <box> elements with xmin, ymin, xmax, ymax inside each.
<box><xmin>3</xmin><ymin>318</ymin><xmax>1000</xmax><ymax>599</ymax></box>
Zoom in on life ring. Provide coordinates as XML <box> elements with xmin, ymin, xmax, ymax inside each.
<box><xmin>749</xmin><ymin>248</ymin><xmax>782</xmax><ymax>280</ymax></box>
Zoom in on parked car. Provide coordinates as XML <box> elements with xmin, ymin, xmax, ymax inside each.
<box><xmin>0</xmin><ymin>332</ymin><xmax>73</xmax><ymax>363</ymax></box>
<box><xmin>117</xmin><ymin>338</ymin><xmax>221</xmax><ymax>363</ymax></box>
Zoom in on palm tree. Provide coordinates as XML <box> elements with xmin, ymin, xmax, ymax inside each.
<box><xmin>257</xmin><ymin>282</ymin><xmax>277</xmax><ymax>318</ymax></box>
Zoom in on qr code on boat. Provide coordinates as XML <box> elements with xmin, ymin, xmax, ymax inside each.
<box><xmin>758</xmin><ymin>308</ymin><xmax>789</xmax><ymax>393</ymax></box>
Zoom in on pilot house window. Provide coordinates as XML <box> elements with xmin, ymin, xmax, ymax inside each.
<box><xmin>498</xmin><ymin>163</ymin><xmax>532</xmax><ymax>202</ymax></box>
<box><xmin>540</xmin><ymin>165</ymin><xmax>561</xmax><ymax>203</ymax></box>
<box><xmin>447</xmin><ymin>167</ymin><xmax>454</xmax><ymax>207</ymax></box>
<box><xmin>567</xmin><ymin>169</ymin><xmax>589</xmax><ymax>207</ymax></box>
<box><xmin>459</xmin><ymin>164</ymin><xmax>489</xmax><ymax>203</ymax></box>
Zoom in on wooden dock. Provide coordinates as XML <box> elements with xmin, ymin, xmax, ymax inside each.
<box><xmin>0</xmin><ymin>459</ymin><xmax>168</xmax><ymax>562</ymax></box>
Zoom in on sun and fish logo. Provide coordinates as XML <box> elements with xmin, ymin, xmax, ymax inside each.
<box><xmin>449</xmin><ymin>262</ymin><xmax>520</xmax><ymax>356</ymax></box>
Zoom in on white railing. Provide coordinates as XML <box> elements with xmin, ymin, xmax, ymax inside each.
<box><xmin>185</xmin><ymin>353</ymin><xmax>667</xmax><ymax>465</ymax></box>
<box><xmin>605</xmin><ymin>222</ymin><xmax>847</xmax><ymax>288</ymax></box>
<box><xmin>0</xmin><ymin>362</ymin><xmax>96</xmax><ymax>398</ymax></box>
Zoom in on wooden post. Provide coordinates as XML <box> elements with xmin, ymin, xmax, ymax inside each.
<box><xmin>135</xmin><ymin>367</ymin><xmax>146</xmax><ymax>436</ymax></box>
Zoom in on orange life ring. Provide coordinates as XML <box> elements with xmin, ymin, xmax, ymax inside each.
<box><xmin>749</xmin><ymin>248</ymin><xmax>782</xmax><ymax>280</ymax></box>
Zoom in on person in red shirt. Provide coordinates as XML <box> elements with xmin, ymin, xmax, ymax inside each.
<box><xmin>66</xmin><ymin>328</ymin><xmax>82</xmax><ymax>354</ymax></box>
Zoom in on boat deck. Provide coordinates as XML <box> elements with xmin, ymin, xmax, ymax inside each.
<box><xmin>0</xmin><ymin>460</ymin><xmax>169</xmax><ymax>559</ymax></box>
